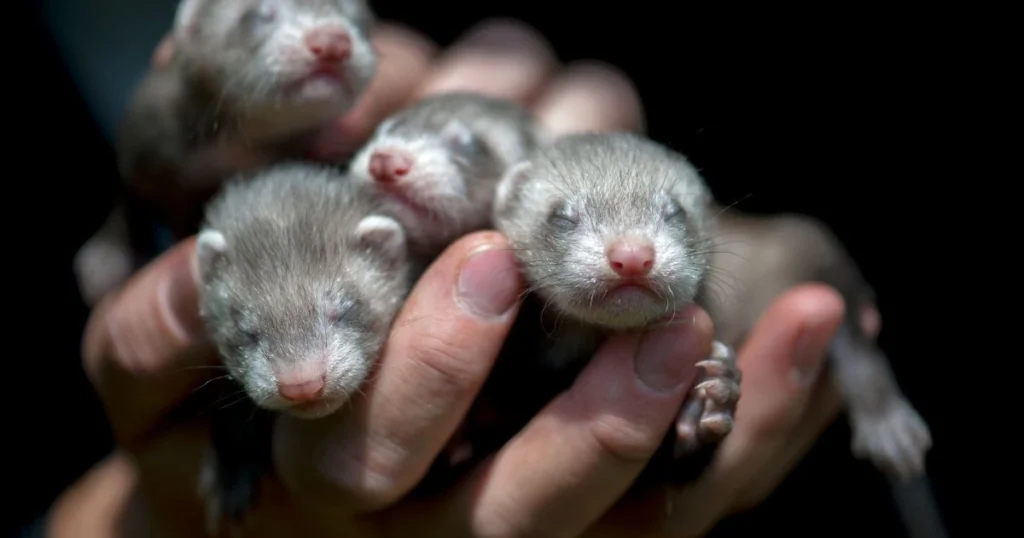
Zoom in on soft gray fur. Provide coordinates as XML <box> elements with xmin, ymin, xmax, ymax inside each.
<box><xmin>705</xmin><ymin>210</ymin><xmax>933</xmax><ymax>482</ymax></box>
<box><xmin>495</xmin><ymin>131</ymin><xmax>715</xmax><ymax>332</ymax></box>
<box><xmin>349</xmin><ymin>92</ymin><xmax>549</xmax><ymax>257</ymax></box>
<box><xmin>75</xmin><ymin>0</ymin><xmax>378</xmax><ymax>307</ymax></box>
<box><xmin>493</xmin><ymin>131</ymin><xmax>942</xmax><ymax>537</ymax></box>
<box><xmin>122</xmin><ymin>0</ymin><xmax>377</xmax><ymax>191</ymax></box>
<box><xmin>196</xmin><ymin>162</ymin><xmax>412</xmax><ymax>420</ymax></box>
<box><xmin>492</xmin><ymin>131</ymin><xmax>740</xmax><ymax>467</ymax></box>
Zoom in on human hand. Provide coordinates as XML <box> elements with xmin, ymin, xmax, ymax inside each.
<box><xmin>584</xmin><ymin>285</ymin><xmax>850</xmax><ymax>537</ymax></box>
<box><xmin>54</xmin><ymin>19</ymin><xmax>715</xmax><ymax>538</ymax></box>
<box><xmin>53</xmin><ymin>19</ymin><xmax>850</xmax><ymax>538</ymax></box>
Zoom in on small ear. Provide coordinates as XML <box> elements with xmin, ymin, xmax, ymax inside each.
<box><xmin>494</xmin><ymin>160</ymin><xmax>533</xmax><ymax>217</ymax></box>
<box><xmin>173</xmin><ymin>0</ymin><xmax>204</xmax><ymax>39</ymax></box>
<box><xmin>441</xmin><ymin>120</ymin><xmax>479</xmax><ymax>154</ymax></box>
<box><xmin>355</xmin><ymin>215</ymin><xmax>407</xmax><ymax>263</ymax></box>
<box><xmin>196</xmin><ymin>229</ymin><xmax>227</xmax><ymax>277</ymax></box>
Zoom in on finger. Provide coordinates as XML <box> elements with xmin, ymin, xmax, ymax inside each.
<box><xmin>437</xmin><ymin>309</ymin><xmax>712</xmax><ymax>538</ymax></box>
<box><xmin>317</xmin><ymin>22</ymin><xmax>440</xmax><ymax>156</ymax></box>
<box><xmin>731</xmin><ymin>373</ymin><xmax>842</xmax><ymax>511</ymax></box>
<box><xmin>82</xmin><ymin>238</ymin><xmax>217</xmax><ymax>450</ymax></box>
<box><xmin>414</xmin><ymin>18</ymin><xmax>559</xmax><ymax>106</ymax></box>
<box><xmin>860</xmin><ymin>303</ymin><xmax>882</xmax><ymax>340</ymax></box>
<box><xmin>532</xmin><ymin>60</ymin><xmax>646</xmax><ymax>135</ymax></box>
<box><xmin>151</xmin><ymin>33</ymin><xmax>174</xmax><ymax>68</ymax></box>
<box><xmin>48</xmin><ymin>453</ymin><xmax>137</xmax><ymax>538</ymax></box>
<box><xmin>274</xmin><ymin>232</ymin><xmax>523</xmax><ymax>511</ymax></box>
<box><xmin>662</xmin><ymin>284</ymin><xmax>845</xmax><ymax>536</ymax></box>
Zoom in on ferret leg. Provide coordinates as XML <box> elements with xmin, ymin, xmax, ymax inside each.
<box><xmin>198</xmin><ymin>448</ymin><xmax>227</xmax><ymax>536</ymax></box>
<box><xmin>829</xmin><ymin>321</ymin><xmax>932</xmax><ymax>482</ymax></box>
<box><xmin>199</xmin><ymin>398</ymin><xmax>275</xmax><ymax>536</ymax></box>
<box><xmin>675</xmin><ymin>340</ymin><xmax>741</xmax><ymax>454</ymax></box>
<box><xmin>661</xmin><ymin>340</ymin><xmax>740</xmax><ymax>483</ymax></box>
<box><xmin>73</xmin><ymin>205</ymin><xmax>135</xmax><ymax>306</ymax></box>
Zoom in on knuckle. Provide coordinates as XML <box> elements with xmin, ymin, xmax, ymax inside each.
<box><xmin>568</xmin><ymin>60</ymin><xmax>639</xmax><ymax>99</ymax></box>
<box><xmin>464</xmin><ymin>17</ymin><xmax>553</xmax><ymax>53</ymax></box>
<box><xmin>372</xmin><ymin>22</ymin><xmax>439</xmax><ymax>61</ymax></box>
<box><xmin>102</xmin><ymin>294</ymin><xmax>175</xmax><ymax>379</ymax></box>
<box><xmin>564</xmin><ymin>60</ymin><xmax>645</xmax><ymax>130</ymax></box>
<box><xmin>407</xmin><ymin>332</ymin><xmax>488</xmax><ymax>399</ymax></box>
<box><xmin>81</xmin><ymin>298</ymin><xmax>117</xmax><ymax>387</ymax></box>
<box><xmin>337</xmin><ymin>461</ymin><xmax>404</xmax><ymax>509</ymax></box>
<box><xmin>587</xmin><ymin>413</ymin><xmax>663</xmax><ymax>464</ymax></box>
<box><xmin>81</xmin><ymin>272</ymin><xmax>193</xmax><ymax>389</ymax></box>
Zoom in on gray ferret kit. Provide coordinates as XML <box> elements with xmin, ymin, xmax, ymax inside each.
<box><xmin>85</xmin><ymin>14</ymin><xmax>945</xmax><ymax>530</ymax></box>
<box><xmin>347</xmin><ymin>91</ymin><xmax>549</xmax><ymax>259</ymax></box>
<box><xmin>74</xmin><ymin>0</ymin><xmax>378</xmax><ymax>307</ymax></box>
<box><xmin>487</xmin><ymin>131</ymin><xmax>944</xmax><ymax>537</ymax></box>
<box><xmin>194</xmin><ymin>162</ymin><xmax>414</xmax><ymax>534</ymax></box>
<box><xmin>434</xmin><ymin>131</ymin><xmax>745</xmax><ymax>489</ymax></box>
<box><xmin>193</xmin><ymin>90</ymin><xmax>550</xmax><ymax>534</ymax></box>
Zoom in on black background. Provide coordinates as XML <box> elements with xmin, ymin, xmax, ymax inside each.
<box><xmin>13</xmin><ymin>1</ymin><xmax>980</xmax><ymax>536</ymax></box>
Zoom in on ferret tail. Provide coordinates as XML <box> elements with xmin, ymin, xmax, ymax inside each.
<box><xmin>889</xmin><ymin>474</ymin><xmax>949</xmax><ymax>538</ymax></box>
<box><xmin>808</xmin><ymin>223</ymin><xmax>948</xmax><ymax>538</ymax></box>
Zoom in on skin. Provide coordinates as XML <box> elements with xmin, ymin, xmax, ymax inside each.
<box><xmin>52</xmin><ymin>19</ymin><xmax>848</xmax><ymax>538</ymax></box>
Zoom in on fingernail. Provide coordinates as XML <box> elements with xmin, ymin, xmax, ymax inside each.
<box><xmin>456</xmin><ymin>245</ymin><xmax>521</xmax><ymax>320</ymax></box>
<box><xmin>635</xmin><ymin>305</ymin><xmax>704</xmax><ymax>392</ymax></box>
<box><xmin>162</xmin><ymin>248</ymin><xmax>208</xmax><ymax>342</ymax></box>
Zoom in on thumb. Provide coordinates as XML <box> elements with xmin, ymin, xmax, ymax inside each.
<box><xmin>82</xmin><ymin>237</ymin><xmax>217</xmax><ymax>450</ymax></box>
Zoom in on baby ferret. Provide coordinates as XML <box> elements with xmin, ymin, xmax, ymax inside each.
<box><xmin>347</xmin><ymin>91</ymin><xmax>548</xmax><ymax>259</ymax></box>
<box><xmin>75</xmin><ymin>0</ymin><xmax>378</xmax><ymax>307</ymax></box>
<box><xmin>493</xmin><ymin>131</ymin><xmax>941</xmax><ymax>536</ymax></box>
<box><xmin>194</xmin><ymin>161</ymin><xmax>413</xmax><ymax>534</ymax></box>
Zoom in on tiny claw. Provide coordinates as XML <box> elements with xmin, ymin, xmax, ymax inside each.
<box><xmin>670</xmin><ymin>339</ymin><xmax>741</xmax><ymax>466</ymax></box>
<box><xmin>695</xmin><ymin>359</ymin><xmax>731</xmax><ymax>378</ymax></box>
<box><xmin>696</xmin><ymin>378</ymin><xmax>740</xmax><ymax>405</ymax></box>
<box><xmin>699</xmin><ymin>411</ymin><xmax>734</xmax><ymax>439</ymax></box>
<box><xmin>674</xmin><ymin>396</ymin><xmax>705</xmax><ymax>453</ymax></box>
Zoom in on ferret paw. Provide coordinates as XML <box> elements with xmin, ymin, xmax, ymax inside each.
<box><xmin>198</xmin><ymin>452</ymin><xmax>226</xmax><ymax>536</ymax></box>
<box><xmin>198</xmin><ymin>452</ymin><xmax>253</xmax><ymax>537</ymax></box>
<box><xmin>850</xmin><ymin>398</ymin><xmax>932</xmax><ymax>483</ymax></box>
<box><xmin>674</xmin><ymin>340</ymin><xmax>742</xmax><ymax>457</ymax></box>
<box><xmin>73</xmin><ymin>238</ymin><xmax>134</xmax><ymax>306</ymax></box>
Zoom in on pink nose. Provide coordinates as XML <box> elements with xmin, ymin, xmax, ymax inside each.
<box><xmin>607</xmin><ymin>239</ymin><xmax>656</xmax><ymax>277</ymax></box>
<box><xmin>368</xmin><ymin>149</ymin><xmax>414</xmax><ymax>183</ymax></box>
<box><xmin>277</xmin><ymin>376</ymin><xmax>326</xmax><ymax>402</ymax></box>
<box><xmin>305</xmin><ymin>26</ymin><xmax>352</xmax><ymax>62</ymax></box>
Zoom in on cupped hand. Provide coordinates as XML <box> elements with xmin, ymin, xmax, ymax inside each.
<box><xmin>55</xmin><ymin>19</ymin><xmax>702</xmax><ymax>538</ymax></box>
<box><xmin>586</xmin><ymin>285</ymin><xmax>849</xmax><ymax>538</ymax></box>
<box><xmin>52</xmin><ymin>19</ymin><xmax>850</xmax><ymax>538</ymax></box>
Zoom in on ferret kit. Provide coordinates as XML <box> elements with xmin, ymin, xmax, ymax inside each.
<box><xmin>79</xmin><ymin>2</ymin><xmax>945</xmax><ymax>536</ymax></box>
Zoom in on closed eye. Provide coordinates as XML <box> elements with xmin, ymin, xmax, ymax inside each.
<box><xmin>547</xmin><ymin>203</ymin><xmax>579</xmax><ymax>233</ymax></box>
<box><xmin>663</xmin><ymin>198</ymin><xmax>685</xmax><ymax>222</ymax></box>
<box><xmin>328</xmin><ymin>299</ymin><xmax>357</xmax><ymax>325</ymax></box>
<box><xmin>239</xmin><ymin>329</ymin><xmax>260</xmax><ymax>348</ymax></box>
<box><xmin>243</xmin><ymin>2</ymin><xmax>277</xmax><ymax>26</ymax></box>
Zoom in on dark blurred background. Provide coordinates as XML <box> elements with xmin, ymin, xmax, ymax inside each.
<box><xmin>14</xmin><ymin>0</ymin><xmax>979</xmax><ymax>536</ymax></box>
